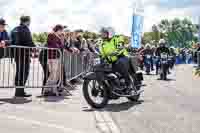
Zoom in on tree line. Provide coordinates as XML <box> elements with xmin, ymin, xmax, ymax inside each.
<box><xmin>32</xmin><ymin>18</ymin><xmax>199</xmax><ymax>48</ymax></box>
<box><xmin>142</xmin><ymin>18</ymin><xmax>199</xmax><ymax>48</ymax></box>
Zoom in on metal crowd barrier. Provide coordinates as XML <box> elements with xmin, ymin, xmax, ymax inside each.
<box><xmin>0</xmin><ymin>45</ymin><xmax>140</xmax><ymax>90</ymax></box>
<box><xmin>63</xmin><ymin>51</ymin><xmax>94</xmax><ymax>80</ymax></box>
<box><xmin>0</xmin><ymin>45</ymin><xmax>93</xmax><ymax>90</ymax></box>
<box><xmin>0</xmin><ymin>46</ymin><xmax>63</xmax><ymax>89</ymax></box>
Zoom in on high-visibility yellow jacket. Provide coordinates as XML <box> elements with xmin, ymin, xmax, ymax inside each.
<box><xmin>99</xmin><ymin>36</ymin><xmax>128</xmax><ymax>63</ymax></box>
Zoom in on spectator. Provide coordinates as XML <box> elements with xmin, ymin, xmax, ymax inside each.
<box><xmin>11</xmin><ymin>15</ymin><xmax>35</xmax><ymax>97</ymax></box>
<box><xmin>44</xmin><ymin>24</ymin><xmax>65</xmax><ymax>96</ymax></box>
<box><xmin>63</xmin><ymin>31</ymin><xmax>79</xmax><ymax>53</ymax></box>
<box><xmin>93</xmin><ymin>38</ymin><xmax>102</xmax><ymax>53</ymax></box>
<box><xmin>0</xmin><ymin>18</ymin><xmax>10</xmax><ymax>59</ymax></box>
<box><xmin>86</xmin><ymin>39</ymin><xmax>97</xmax><ymax>53</ymax></box>
<box><xmin>186</xmin><ymin>49</ymin><xmax>193</xmax><ymax>64</ymax></box>
<box><xmin>73</xmin><ymin>32</ymin><xmax>84</xmax><ymax>51</ymax></box>
<box><xmin>194</xmin><ymin>43</ymin><xmax>200</xmax><ymax>63</ymax></box>
<box><xmin>72</xmin><ymin>30</ymin><xmax>93</xmax><ymax>52</ymax></box>
<box><xmin>39</xmin><ymin>30</ymin><xmax>79</xmax><ymax>94</ymax></box>
<box><xmin>62</xmin><ymin>31</ymin><xmax>79</xmax><ymax>87</ymax></box>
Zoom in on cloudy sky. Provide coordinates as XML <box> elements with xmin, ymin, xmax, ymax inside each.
<box><xmin>0</xmin><ymin>0</ymin><xmax>199</xmax><ymax>35</ymax></box>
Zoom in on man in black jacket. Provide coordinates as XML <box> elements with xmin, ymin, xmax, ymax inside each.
<box><xmin>11</xmin><ymin>16</ymin><xmax>35</xmax><ymax>97</ymax></box>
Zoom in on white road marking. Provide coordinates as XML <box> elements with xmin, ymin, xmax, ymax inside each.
<box><xmin>94</xmin><ymin>111</ymin><xmax>121</xmax><ymax>133</ymax></box>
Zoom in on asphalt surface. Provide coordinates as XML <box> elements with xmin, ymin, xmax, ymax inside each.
<box><xmin>0</xmin><ymin>61</ymin><xmax>199</xmax><ymax>133</ymax></box>
<box><xmin>0</xmin><ymin>58</ymin><xmax>99</xmax><ymax>133</ymax></box>
<box><xmin>104</xmin><ymin>64</ymin><xmax>200</xmax><ymax>133</ymax></box>
<box><xmin>0</xmin><ymin>87</ymin><xmax>100</xmax><ymax>133</ymax></box>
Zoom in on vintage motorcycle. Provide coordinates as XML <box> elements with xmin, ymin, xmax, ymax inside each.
<box><xmin>158</xmin><ymin>53</ymin><xmax>170</xmax><ymax>80</ymax></box>
<box><xmin>82</xmin><ymin>54</ymin><xmax>144</xmax><ymax>109</ymax></box>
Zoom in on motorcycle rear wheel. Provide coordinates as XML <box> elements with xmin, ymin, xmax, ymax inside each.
<box><xmin>127</xmin><ymin>75</ymin><xmax>141</xmax><ymax>102</ymax></box>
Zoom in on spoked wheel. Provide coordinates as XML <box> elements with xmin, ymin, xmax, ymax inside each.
<box><xmin>126</xmin><ymin>75</ymin><xmax>141</xmax><ymax>102</ymax></box>
<box><xmin>83</xmin><ymin>80</ymin><xmax>109</xmax><ymax>109</ymax></box>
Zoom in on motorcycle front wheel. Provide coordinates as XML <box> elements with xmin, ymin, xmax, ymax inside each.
<box><xmin>83</xmin><ymin>79</ymin><xmax>109</xmax><ymax>109</ymax></box>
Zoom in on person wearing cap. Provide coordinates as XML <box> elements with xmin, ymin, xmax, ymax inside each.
<box><xmin>11</xmin><ymin>15</ymin><xmax>35</xmax><ymax>97</ymax></box>
<box><xmin>0</xmin><ymin>18</ymin><xmax>9</xmax><ymax>48</ymax></box>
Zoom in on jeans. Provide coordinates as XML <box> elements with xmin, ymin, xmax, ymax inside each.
<box><xmin>144</xmin><ymin>57</ymin><xmax>154</xmax><ymax>70</ymax></box>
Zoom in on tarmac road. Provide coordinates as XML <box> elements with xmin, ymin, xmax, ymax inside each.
<box><xmin>105</xmin><ymin>64</ymin><xmax>200</xmax><ymax>133</ymax></box>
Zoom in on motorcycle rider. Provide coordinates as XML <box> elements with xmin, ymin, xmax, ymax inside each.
<box><xmin>155</xmin><ymin>39</ymin><xmax>170</xmax><ymax>74</ymax></box>
<box><xmin>98</xmin><ymin>27</ymin><xmax>132</xmax><ymax>92</ymax></box>
<box><xmin>139</xmin><ymin>43</ymin><xmax>154</xmax><ymax>71</ymax></box>
<box><xmin>169</xmin><ymin>46</ymin><xmax>176</xmax><ymax>68</ymax></box>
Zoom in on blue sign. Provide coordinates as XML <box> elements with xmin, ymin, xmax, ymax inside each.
<box><xmin>131</xmin><ymin>15</ymin><xmax>143</xmax><ymax>48</ymax></box>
